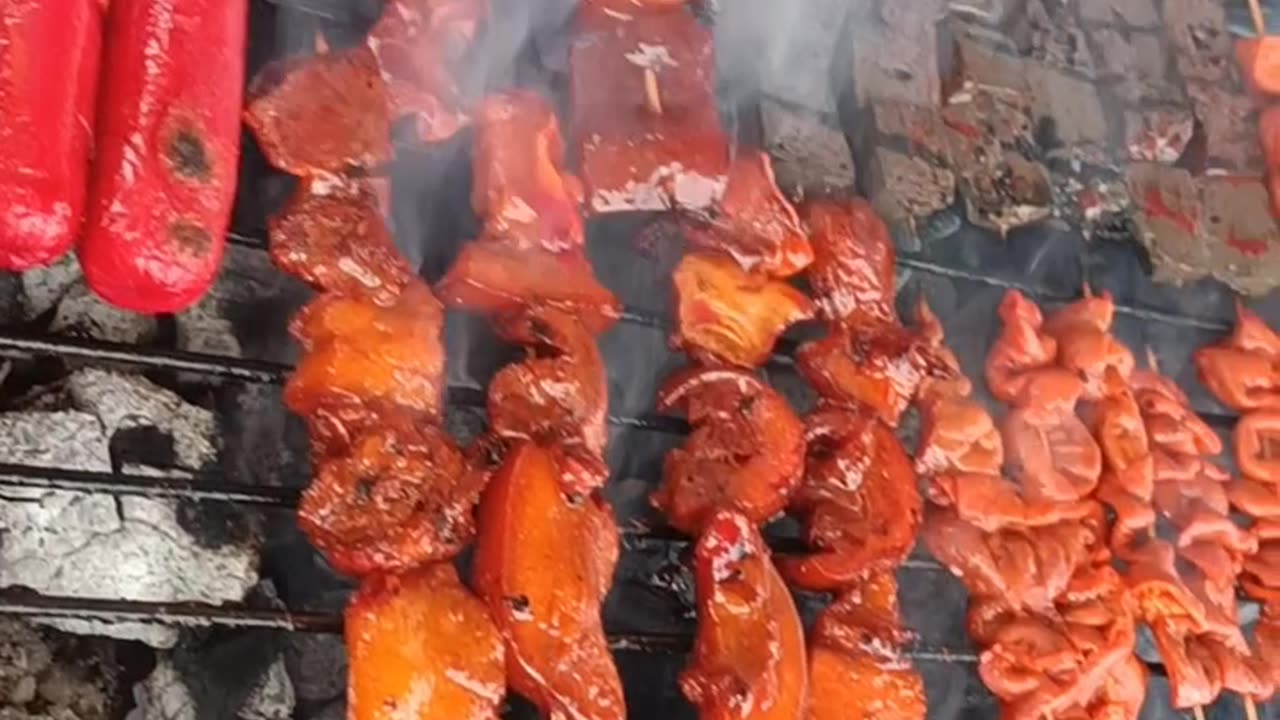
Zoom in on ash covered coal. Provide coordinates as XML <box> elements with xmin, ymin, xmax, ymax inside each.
<box><xmin>0</xmin><ymin>368</ymin><xmax>261</xmax><ymax>648</ymax></box>
<box><xmin>20</xmin><ymin>256</ymin><xmax>156</xmax><ymax>346</ymax></box>
<box><xmin>0</xmin><ymin>618</ymin><xmax>114</xmax><ymax>720</ymax></box>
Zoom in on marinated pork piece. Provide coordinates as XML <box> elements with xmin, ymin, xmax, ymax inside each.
<box><xmin>244</xmin><ymin>47</ymin><xmax>393</xmax><ymax>177</ymax></box>
<box><xmin>681</xmin><ymin>511</ymin><xmax>808</xmax><ymax>720</ymax></box>
<box><xmin>654</xmin><ymin>367</ymin><xmax>805</xmax><ymax>535</ymax></box>
<box><xmin>471</xmin><ymin>91</ymin><xmax>586</xmax><ymax>253</ymax></box>
<box><xmin>268</xmin><ymin>176</ymin><xmax>412</xmax><ymax>306</ymax></box>
<box><xmin>570</xmin><ymin>2</ymin><xmax>729</xmax><ymax>213</ymax></box>
<box><xmin>670</xmin><ymin>251</ymin><xmax>814</xmax><ymax>368</ymax></box>
<box><xmin>366</xmin><ymin>0</ymin><xmax>485</xmax><ymax>142</ymax></box>
<box><xmin>473</xmin><ymin>441</ymin><xmax>624</xmax><ymax>720</ymax></box>
<box><xmin>347</xmin><ymin>564</ymin><xmax>504</xmax><ymax>720</ymax></box>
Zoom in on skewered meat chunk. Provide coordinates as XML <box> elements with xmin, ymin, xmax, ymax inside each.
<box><xmin>1000</xmin><ymin>369</ymin><xmax>1102</xmax><ymax>503</ymax></box>
<box><xmin>285</xmin><ymin>281</ymin><xmax>445</xmax><ymax>432</ymax></box>
<box><xmin>802</xmin><ymin>198</ymin><xmax>899</xmax><ymax>326</ymax></box>
<box><xmin>671</xmin><ymin>252</ymin><xmax>814</xmax><ymax>368</ymax></box>
<box><xmin>986</xmin><ymin>290</ymin><xmax>1060</xmax><ymax>405</ymax></box>
<box><xmin>486</xmin><ymin>308</ymin><xmax>609</xmax><ymax>495</ymax></box>
<box><xmin>472</xmin><ymin>91</ymin><xmax>586</xmax><ymax>253</ymax></box>
<box><xmin>654</xmin><ymin>367</ymin><xmax>805</xmax><ymax>535</ymax></box>
<box><xmin>244</xmin><ymin>47</ymin><xmax>393</xmax><ymax>176</ymax></box>
<box><xmin>807</xmin><ymin>573</ymin><xmax>926</xmax><ymax>720</ymax></box>
<box><xmin>570</xmin><ymin>3</ymin><xmax>729</xmax><ymax>213</ymax></box>
<box><xmin>436</xmin><ymin>240</ymin><xmax>621</xmax><ymax>334</ymax></box>
<box><xmin>298</xmin><ymin>413</ymin><xmax>481</xmax><ymax>575</ymax></box>
<box><xmin>473</xmin><ymin>441</ymin><xmax>622</xmax><ymax>720</ymax></box>
<box><xmin>916</xmin><ymin>387</ymin><xmax>1004</xmax><ymax>478</ymax></box>
<box><xmin>1195</xmin><ymin>303</ymin><xmax>1280</xmax><ymax>413</ymax></box>
<box><xmin>1041</xmin><ymin>290</ymin><xmax>1134</xmax><ymax>401</ymax></box>
<box><xmin>267</xmin><ymin>175</ymin><xmax>412</xmax><ymax>306</ymax></box>
<box><xmin>681</xmin><ymin>511</ymin><xmax>808</xmax><ymax>720</ymax></box>
<box><xmin>779</xmin><ymin>407</ymin><xmax>920</xmax><ymax>591</ymax></box>
<box><xmin>681</xmin><ymin>152</ymin><xmax>813</xmax><ymax>279</ymax></box>
<box><xmin>366</xmin><ymin>0</ymin><xmax>484</xmax><ymax>142</ymax></box>
<box><xmin>347</xmin><ymin>563</ymin><xmax>504</xmax><ymax>720</ymax></box>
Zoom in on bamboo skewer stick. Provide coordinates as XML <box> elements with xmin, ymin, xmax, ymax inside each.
<box><xmin>1251</xmin><ymin>0</ymin><xmax>1268</xmax><ymax>38</ymax></box>
<box><xmin>1246</xmin><ymin>696</ymin><xmax>1260</xmax><ymax>720</ymax></box>
<box><xmin>1193</xmin><ymin>705</ymin><xmax>1206</xmax><ymax>720</ymax></box>
<box><xmin>643</xmin><ymin>68</ymin><xmax>663</xmax><ymax>116</ymax></box>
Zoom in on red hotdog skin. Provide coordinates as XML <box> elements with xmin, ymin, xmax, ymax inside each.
<box><xmin>80</xmin><ymin>0</ymin><xmax>245</xmax><ymax>313</ymax></box>
<box><xmin>0</xmin><ymin>0</ymin><xmax>104</xmax><ymax>270</ymax></box>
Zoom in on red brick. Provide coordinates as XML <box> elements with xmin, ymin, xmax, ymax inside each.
<box><xmin>1162</xmin><ymin>0</ymin><xmax>1238</xmax><ymax>86</ymax></box>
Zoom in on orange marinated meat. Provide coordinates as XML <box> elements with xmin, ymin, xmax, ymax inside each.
<box><xmin>471</xmin><ymin>91</ymin><xmax>585</xmax><ymax>253</ymax></box>
<box><xmin>778</xmin><ymin>407</ymin><xmax>920</xmax><ymax>591</ymax></box>
<box><xmin>570</xmin><ymin>3</ymin><xmax>729</xmax><ymax>214</ymax></box>
<box><xmin>927</xmin><ymin>472</ymin><xmax>1098</xmax><ymax>533</ymax></box>
<box><xmin>1043</xmin><ymin>290</ymin><xmax>1134</xmax><ymax>400</ymax></box>
<box><xmin>682</xmin><ymin>511</ymin><xmax>808</xmax><ymax>720</ymax></box>
<box><xmin>1000</xmin><ymin>369</ymin><xmax>1102</xmax><ymax>503</ymax></box>
<box><xmin>1195</xmin><ymin>304</ymin><xmax>1280</xmax><ymax>413</ymax></box>
<box><xmin>366</xmin><ymin>0</ymin><xmax>483</xmax><ymax>142</ymax></box>
<box><xmin>1235</xmin><ymin>409</ymin><xmax>1280</xmax><ymax>482</ymax></box>
<box><xmin>436</xmin><ymin>240</ymin><xmax>621</xmax><ymax>334</ymax></box>
<box><xmin>915</xmin><ymin>389</ymin><xmax>1004</xmax><ymax>478</ymax></box>
<box><xmin>298</xmin><ymin>414</ymin><xmax>482</xmax><ymax>575</ymax></box>
<box><xmin>807</xmin><ymin>574</ymin><xmax>925</xmax><ymax>720</ymax></box>
<box><xmin>347</xmin><ymin>564</ymin><xmax>504</xmax><ymax>720</ymax></box>
<box><xmin>671</xmin><ymin>251</ymin><xmax>814</xmax><ymax>368</ymax></box>
<box><xmin>286</xmin><ymin>281</ymin><xmax>446</xmax><ymax>432</ymax></box>
<box><xmin>267</xmin><ymin>175</ymin><xmax>412</xmax><ymax>306</ymax></box>
<box><xmin>485</xmin><ymin>308</ymin><xmax>608</xmax><ymax>493</ymax></box>
<box><xmin>654</xmin><ymin>366</ymin><xmax>805</xmax><ymax>534</ymax></box>
<box><xmin>802</xmin><ymin>198</ymin><xmax>899</xmax><ymax>326</ymax></box>
<box><xmin>1237</xmin><ymin>37</ymin><xmax>1280</xmax><ymax>98</ymax></box>
<box><xmin>244</xmin><ymin>46</ymin><xmax>393</xmax><ymax>176</ymax></box>
<box><xmin>682</xmin><ymin>152</ymin><xmax>812</xmax><ymax>279</ymax></box>
<box><xmin>472</xmin><ymin>441</ymin><xmax>624</xmax><ymax>720</ymax></box>
<box><xmin>986</xmin><ymin>290</ymin><xmax>1059</xmax><ymax>405</ymax></box>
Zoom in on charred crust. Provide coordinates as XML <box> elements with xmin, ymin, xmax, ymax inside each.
<box><xmin>169</xmin><ymin>221</ymin><xmax>213</xmax><ymax>255</ymax></box>
<box><xmin>168</xmin><ymin>129</ymin><xmax>211</xmax><ymax>180</ymax></box>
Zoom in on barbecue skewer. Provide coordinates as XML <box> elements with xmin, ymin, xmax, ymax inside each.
<box><xmin>1251</xmin><ymin>0</ymin><xmax>1268</xmax><ymax>37</ymax></box>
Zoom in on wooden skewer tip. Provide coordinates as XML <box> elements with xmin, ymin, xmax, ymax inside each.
<box><xmin>1246</xmin><ymin>696</ymin><xmax>1260</xmax><ymax>720</ymax></box>
<box><xmin>643</xmin><ymin>67</ymin><xmax>663</xmax><ymax>116</ymax></box>
<box><xmin>1250</xmin><ymin>0</ymin><xmax>1268</xmax><ymax>39</ymax></box>
<box><xmin>1193</xmin><ymin>705</ymin><xmax>1206</xmax><ymax>720</ymax></box>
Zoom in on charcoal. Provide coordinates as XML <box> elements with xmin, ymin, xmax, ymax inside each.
<box><xmin>850</xmin><ymin>22</ymin><xmax>940</xmax><ymax>108</ymax></box>
<box><xmin>282</xmin><ymin>634</ymin><xmax>346</xmax><ymax>703</ymax></box>
<box><xmin>1185</xmin><ymin>82</ymin><xmax>1264</xmax><ymax>174</ymax></box>
<box><xmin>1024</xmin><ymin>61</ymin><xmax>1109</xmax><ymax>150</ymax></box>
<box><xmin>759</xmin><ymin>99</ymin><xmax>856</xmax><ymax>197</ymax></box>
<box><xmin>19</xmin><ymin>256</ymin><xmax>80</xmax><ymax>321</ymax></box>
<box><xmin>126</xmin><ymin>660</ymin><xmax>194</xmax><ymax>720</ymax></box>
<box><xmin>944</xmin><ymin>0</ymin><xmax>1023</xmax><ymax>25</ymax></box>
<box><xmin>0</xmin><ymin>371</ymin><xmax>259</xmax><ymax>647</ymax></box>
<box><xmin>0</xmin><ymin>620</ymin><xmax>110</xmax><ymax>720</ymax></box>
<box><xmin>877</xmin><ymin>0</ymin><xmax>945</xmax><ymax>33</ymax></box>
<box><xmin>50</xmin><ymin>283</ymin><xmax>158</xmax><ymax>346</ymax></box>
<box><xmin>1198</xmin><ymin>175</ymin><xmax>1280</xmax><ymax>296</ymax></box>
<box><xmin>864</xmin><ymin>147</ymin><xmax>957</xmax><ymax>227</ymax></box>
<box><xmin>238</xmin><ymin>657</ymin><xmax>294</xmax><ymax>720</ymax></box>
<box><xmin>861</xmin><ymin>100</ymin><xmax>952</xmax><ymax>161</ymax></box>
<box><xmin>1008</xmin><ymin>0</ymin><xmax>1096</xmax><ymax>76</ymax></box>
<box><xmin>1087</xmin><ymin>27</ymin><xmax>1183</xmax><ymax>105</ymax></box>
<box><xmin>1076</xmin><ymin>0</ymin><xmax>1160</xmax><ymax>27</ymax></box>
<box><xmin>1162</xmin><ymin>0</ymin><xmax>1237</xmax><ymax>86</ymax></box>
<box><xmin>956</xmin><ymin>149</ymin><xmax>1053</xmax><ymax>237</ymax></box>
<box><xmin>175</xmin><ymin>245</ymin><xmax>290</xmax><ymax>361</ymax></box>
<box><xmin>943</xmin><ymin>21</ymin><xmax>1028</xmax><ymax>99</ymax></box>
<box><xmin>1122</xmin><ymin>106</ymin><xmax>1196</xmax><ymax>164</ymax></box>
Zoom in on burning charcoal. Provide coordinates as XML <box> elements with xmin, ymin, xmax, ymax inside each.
<box><xmin>1185</xmin><ymin>82</ymin><xmax>1265</xmax><ymax>174</ymax></box>
<box><xmin>1126</xmin><ymin>162</ymin><xmax>1209</xmax><ymax>286</ymax></box>
<box><xmin>1076</xmin><ymin>0</ymin><xmax>1160</xmax><ymax>27</ymax></box>
<box><xmin>1162</xmin><ymin>0</ymin><xmax>1236</xmax><ymax>85</ymax></box>
<box><xmin>1008</xmin><ymin>0</ymin><xmax>1096</xmax><ymax>76</ymax></box>
<box><xmin>759</xmin><ymin>99</ymin><xmax>856</xmax><ymax>197</ymax></box>
<box><xmin>1198</xmin><ymin>176</ymin><xmax>1280</xmax><ymax>296</ymax></box>
<box><xmin>0</xmin><ymin>372</ymin><xmax>259</xmax><ymax>647</ymax></box>
<box><xmin>850</xmin><ymin>21</ymin><xmax>940</xmax><ymax>108</ymax></box>
<box><xmin>1123</xmin><ymin>106</ymin><xmax>1195</xmax><ymax>164</ymax></box>
<box><xmin>864</xmin><ymin>147</ymin><xmax>957</xmax><ymax>228</ymax></box>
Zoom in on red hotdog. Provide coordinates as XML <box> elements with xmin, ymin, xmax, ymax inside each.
<box><xmin>0</xmin><ymin>0</ymin><xmax>104</xmax><ymax>270</ymax></box>
<box><xmin>80</xmin><ymin>0</ymin><xmax>246</xmax><ymax>313</ymax></box>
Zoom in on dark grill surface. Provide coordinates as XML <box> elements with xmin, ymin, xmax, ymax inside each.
<box><xmin>5</xmin><ymin>0</ymin><xmax>1280</xmax><ymax>718</ymax></box>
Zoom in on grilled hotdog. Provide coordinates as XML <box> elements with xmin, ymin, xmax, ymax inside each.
<box><xmin>0</xmin><ymin>0</ymin><xmax>104</xmax><ymax>270</ymax></box>
<box><xmin>80</xmin><ymin>0</ymin><xmax>246</xmax><ymax>313</ymax></box>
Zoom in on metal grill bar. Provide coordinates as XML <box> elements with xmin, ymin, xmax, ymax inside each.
<box><xmin>0</xmin><ymin>590</ymin><xmax>977</xmax><ymax>661</ymax></box>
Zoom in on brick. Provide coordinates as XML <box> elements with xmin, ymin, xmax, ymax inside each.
<box><xmin>1008</xmin><ymin>0</ymin><xmax>1096</xmax><ymax>76</ymax></box>
<box><xmin>877</xmin><ymin>0</ymin><xmax>945</xmax><ymax>34</ymax></box>
<box><xmin>1198</xmin><ymin>176</ymin><xmax>1280</xmax><ymax>296</ymax></box>
<box><xmin>945</xmin><ymin>0</ymin><xmax>1024</xmax><ymax>25</ymax></box>
<box><xmin>862</xmin><ymin>100</ymin><xmax>952</xmax><ymax>161</ymax></box>
<box><xmin>1123</xmin><ymin>106</ymin><xmax>1196</xmax><ymax>164</ymax></box>
<box><xmin>851</xmin><ymin>23</ymin><xmax>940</xmax><ymax>107</ymax></box>
<box><xmin>1185</xmin><ymin>82</ymin><xmax>1264</xmax><ymax>173</ymax></box>
<box><xmin>1077</xmin><ymin>0</ymin><xmax>1160</xmax><ymax>27</ymax></box>
<box><xmin>864</xmin><ymin>147</ymin><xmax>956</xmax><ymax>225</ymax></box>
<box><xmin>942</xmin><ymin>87</ymin><xmax>1036</xmax><ymax>151</ymax></box>
<box><xmin>760</xmin><ymin>99</ymin><xmax>856</xmax><ymax>196</ymax></box>
<box><xmin>1162</xmin><ymin>0</ymin><xmax>1238</xmax><ymax>86</ymax></box>
<box><xmin>1126</xmin><ymin>163</ymin><xmax>1207</xmax><ymax>280</ymax></box>
<box><xmin>1023</xmin><ymin>62</ymin><xmax>1110</xmax><ymax>149</ymax></box>
<box><xmin>943</xmin><ymin>25</ymin><xmax>1030</xmax><ymax>101</ymax></box>
<box><xmin>950</xmin><ymin>137</ymin><xmax>1053</xmax><ymax>236</ymax></box>
<box><xmin>1087</xmin><ymin>27</ymin><xmax>1183</xmax><ymax>104</ymax></box>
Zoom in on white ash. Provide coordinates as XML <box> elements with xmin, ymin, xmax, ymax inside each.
<box><xmin>174</xmin><ymin>245</ymin><xmax>297</xmax><ymax>362</ymax></box>
<box><xmin>283</xmin><ymin>633</ymin><xmax>347</xmax><ymax>704</ymax></box>
<box><xmin>237</xmin><ymin>657</ymin><xmax>295</xmax><ymax>720</ymax></box>
<box><xmin>0</xmin><ymin>619</ymin><xmax>110</xmax><ymax>720</ymax></box>
<box><xmin>126</xmin><ymin>660</ymin><xmax>195</xmax><ymax>720</ymax></box>
<box><xmin>20</xmin><ymin>255</ymin><xmax>156</xmax><ymax>345</ymax></box>
<box><xmin>0</xmin><ymin>371</ymin><xmax>259</xmax><ymax>647</ymax></box>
